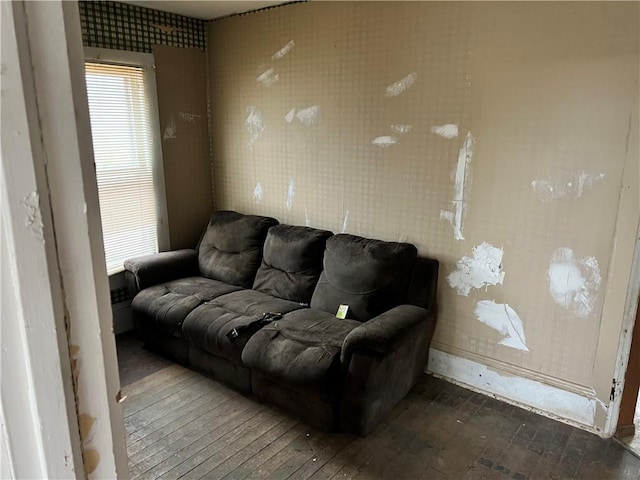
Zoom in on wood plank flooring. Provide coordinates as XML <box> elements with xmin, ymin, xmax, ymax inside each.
<box><xmin>119</xmin><ymin>348</ymin><xmax>640</xmax><ymax>479</ymax></box>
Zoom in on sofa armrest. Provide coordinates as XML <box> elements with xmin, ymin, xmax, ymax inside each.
<box><xmin>341</xmin><ymin>304</ymin><xmax>430</xmax><ymax>364</ymax></box>
<box><xmin>340</xmin><ymin>304</ymin><xmax>436</xmax><ymax>435</ymax></box>
<box><xmin>123</xmin><ymin>249</ymin><xmax>199</xmax><ymax>294</ymax></box>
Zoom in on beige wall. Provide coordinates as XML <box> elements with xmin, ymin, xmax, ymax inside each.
<box><xmin>208</xmin><ymin>1</ymin><xmax>639</xmax><ymax>430</ymax></box>
<box><xmin>154</xmin><ymin>45</ymin><xmax>212</xmax><ymax>250</ymax></box>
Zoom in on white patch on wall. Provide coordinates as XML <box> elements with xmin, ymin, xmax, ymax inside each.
<box><xmin>440</xmin><ymin>131</ymin><xmax>474</xmax><ymax>240</ymax></box>
<box><xmin>178</xmin><ymin>112</ymin><xmax>201</xmax><ymax>122</ymax></box>
<box><xmin>475</xmin><ymin>301</ymin><xmax>529</xmax><ymax>352</ymax></box>
<box><xmin>163</xmin><ymin>115</ymin><xmax>176</xmax><ymax>140</ymax></box>
<box><xmin>390</xmin><ymin>124</ymin><xmax>413</xmax><ymax>135</ymax></box>
<box><xmin>372</xmin><ymin>136</ymin><xmax>398</xmax><ymax>148</ymax></box>
<box><xmin>448</xmin><ymin>241</ymin><xmax>505</xmax><ymax>296</ymax></box>
<box><xmin>295</xmin><ymin>106</ymin><xmax>319</xmax><ymax>126</ymax></box>
<box><xmin>286</xmin><ymin>177</ymin><xmax>295</xmax><ymax>210</ymax></box>
<box><xmin>440</xmin><ymin>211</ymin><xmax>454</xmax><ymax>223</ymax></box>
<box><xmin>385</xmin><ymin>72</ymin><xmax>417</xmax><ymax>97</ymax></box>
<box><xmin>20</xmin><ymin>191</ymin><xmax>44</xmax><ymax>241</ymax></box>
<box><xmin>284</xmin><ymin>108</ymin><xmax>296</xmax><ymax>123</ymax></box>
<box><xmin>342</xmin><ymin>210</ymin><xmax>350</xmax><ymax>233</ymax></box>
<box><xmin>272</xmin><ymin>40</ymin><xmax>295</xmax><ymax>60</ymax></box>
<box><xmin>430</xmin><ymin>124</ymin><xmax>459</xmax><ymax>139</ymax></box>
<box><xmin>305</xmin><ymin>208</ymin><xmax>311</xmax><ymax>227</ymax></box>
<box><xmin>548</xmin><ymin>248</ymin><xmax>601</xmax><ymax>318</ymax></box>
<box><xmin>531</xmin><ymin>172</ymin><xmax>606</xmax><ymax>202</ymax></box>
<box><xmin>285</xmin><ymin>106</ymin><xmax>320</xmax><ymax>126</ymax></box>
<box><xmin>256</xmin><ymin>67</ymin><xmax>279</xmax><ymax>86</ymax></box>
<box><xmin>245</xmin><ymin>107</ymin><xmax>265</xmax><ymax>146</ymax></box>
<box><xmin>253</xmin><ymin>182</ymin><xmax>264</xmax><ymax>204</ymax></box>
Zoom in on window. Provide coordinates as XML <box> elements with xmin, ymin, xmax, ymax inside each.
<box><xmin>84</xmin><ymin>51</ymin><xmax>167</xmax><ymax>274</ymax></box>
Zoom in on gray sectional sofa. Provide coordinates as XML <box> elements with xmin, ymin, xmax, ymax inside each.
<box><xmin>124</xmin><ymin>210</ymin><xmax>438</xmax><ymax>435</ymax></box>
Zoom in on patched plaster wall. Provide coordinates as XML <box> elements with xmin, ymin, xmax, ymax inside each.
<box><xmin>207</xmin><ymin>1</ymin><xmax>639</xmax><ymax>432</ymax></box>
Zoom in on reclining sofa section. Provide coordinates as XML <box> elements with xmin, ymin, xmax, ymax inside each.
<box><xmin>124</xmin><ymin>210</ymin><xmax>439</xmax><ymax>435</ymax></box>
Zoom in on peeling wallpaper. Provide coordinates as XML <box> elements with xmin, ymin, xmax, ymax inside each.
<box><xmin>79</xmin><ymin>0</ymin><xmax>206</xmax><ymax>53</ymax></box>
<box><xmin>208</xmin><ymin>2</ymin><xmax>639</xmax><ymax>392</ymax></box>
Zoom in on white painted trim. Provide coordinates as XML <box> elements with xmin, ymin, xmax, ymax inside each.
<box><xmin>84</xmin><ymin>47</ymin><xmax>171</xmax><ymax>253</ymax></box>
<box><xmin>428</xmin><ymin>349</ymin><xmax>601</xmax><ymax>435</ymax></box>
<box><xmin>604</xmin><ymin>220</ymin><xmax>640</xmax><ymax>436</ymax></box>
<box><xmin>594</xmin><ymin>108</ymin><xmax>640</xmax><ymax>436</ymax></box>
<box><xmin>0</xmin><ymin>403</ymin><xmax>13</xmax><ymax>479</ymax></box>
<box><xmin>1</xmin><ymin>1</ymin><xmax>83</xmax><ymax>476</ymax></box>
<box><xmin>431</xmin><ymin>342</ymin><xmax>596</xmax><ymax>398</ymax></box>
<box><xmin>21</xmin><ymin>2</ymin><xmax>129</xmax><ymax>477</ymax></box>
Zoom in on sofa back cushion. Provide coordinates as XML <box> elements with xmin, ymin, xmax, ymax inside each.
<box><xmin>252</xmin><ymin>225</ymin><xmax>333</xmax><ymax>303</ymax></box>
<box><xmin>310</xmin><ymin>234</ymin><xmax>417</xmax><ymax>321</ymax></box>
<box><xmin>198</xmin><ymin>211</ymin><xmax>278</xmax><ymax>288</ymax></box>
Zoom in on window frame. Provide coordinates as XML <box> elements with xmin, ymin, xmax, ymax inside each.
<box><xmin>84</xmin><ymin>47</ymin><xmax>170</xmax><ymax>274</ymax></box>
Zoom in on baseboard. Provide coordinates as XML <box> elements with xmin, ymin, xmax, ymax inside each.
<box><xmin>112</xmin><ymin>300</ymin><xmax>134</xmax><ymax>335</ymax></box>
<box><xmin>615</xmin><ymin>424</ymin><xmax>635</xmax><ymax>440</ymax></box>
<box><xmin>431</xmin><ymin>342</ymin><xmax>596</xmax><ymax>398</ymax></box>
<box><xmin>427</xmin><ymin>348</ymin><xmax>603</xmax><ymax>436</ymax></box>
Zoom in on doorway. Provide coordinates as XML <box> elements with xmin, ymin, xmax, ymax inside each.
<box><xmin>616</xmin><ymin>295</ymin><xmax>640</xmax><ymax>457</ymax></box>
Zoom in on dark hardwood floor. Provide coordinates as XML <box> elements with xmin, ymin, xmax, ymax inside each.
<box><xmin>117</xmin><ymin>331</ymin><xmax>173</xmax><ymax>387</ymax></box>
<box><xmin>116</xmin><ymin>334</ymin><xmax>640</xmax><ymax>479</ymax></box>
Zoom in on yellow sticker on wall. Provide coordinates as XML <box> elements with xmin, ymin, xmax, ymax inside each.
<box><xmin>336</xmin><ymin>304</ymin><xmax>349</xmax><ymax>319</ymax></box>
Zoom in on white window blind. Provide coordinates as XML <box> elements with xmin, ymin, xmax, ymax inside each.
<box><xmin>85</xmin><ymin>62</ymin><xmax>158</xmax><ymax>274</ymax></box>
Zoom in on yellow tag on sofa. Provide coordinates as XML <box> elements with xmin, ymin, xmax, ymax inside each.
<box><xmin>336</xmin><ymin>304</ymin><xmax>349</xmax><ymax>319</ymax></box>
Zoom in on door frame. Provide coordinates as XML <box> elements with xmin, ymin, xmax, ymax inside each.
<box><xmin>615</xmin><ymin>271</ymin><xmax>640</xmax><ymax>437</ymax></box>
<box><xmin>606</xmin><ymin>217</ymin><xmax>640</xmax><ymax>437</ymax></box>
<box><xmin>1</xmin><ymin>1</ymin><xmax>128</xmax><ymax>477</ymax></box>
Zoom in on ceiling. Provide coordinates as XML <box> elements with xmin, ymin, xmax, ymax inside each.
<box><xmin>123</xmin><ymin>1</ymin><xmax>293</xmax><ymax>20</ymax></box>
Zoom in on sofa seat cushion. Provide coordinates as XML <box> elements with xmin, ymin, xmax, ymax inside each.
<box><xmin>132</xmin><ymin>277</ymin><xmax>242</xmax><ymax>337</ymax></box>
<box><xmin>242</xmin><ymin>309</ymin><xmax>361</xmax><ymax>401</ymax></box>
<box><xmin>182</xmin><ymin>290</ymin><xmax>306</xmax><ymax>363</ymax></box>
<box><xmin>310</xmin><ymin>234</ymin><xmax>417</xmax><ymax>321</ymax></box>
<box><xmin>253</xmin><ymin>225</ymin><xmax>333</xmax><ymax>304</ymax></box>
<box><xmin>198</xmin><ymin>211</ymin><xmax>278</xmax><ymax>288</ymax></box>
